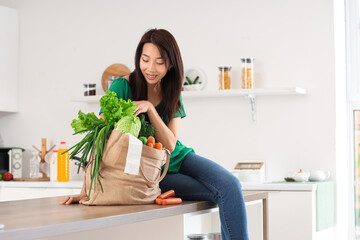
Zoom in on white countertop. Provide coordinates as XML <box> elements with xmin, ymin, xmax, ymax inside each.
<box><xmin>0</xmin><ymin>180</ymin><xmax>83</xmax><ymax>188</ymax></box>
<box><xmin>242</xmin><ymin>181</ymin><xmax>318</xmax><ymax>191</ymax></box>
<box><xmin>0</xmin><ymin>180</ymin><xmax>318</xmax><ymax>191</ymax></box>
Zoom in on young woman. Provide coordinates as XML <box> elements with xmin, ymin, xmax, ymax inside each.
<box><xmin>60</xmin><ymin>28</ymin><xmax>249</xmax><ymax>240</ymax></box>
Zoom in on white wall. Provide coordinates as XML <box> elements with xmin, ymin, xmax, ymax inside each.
<box><xmin>0</xmin><ymin>0</ymin><xmax>336</xmax><ymax>183</ymax></box>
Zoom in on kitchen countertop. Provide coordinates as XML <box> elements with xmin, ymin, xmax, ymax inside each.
<box><xmin>242</xmin><ymin>181</ymin><xmax>318</xmax><ymax>191</ymax></box>
<box><xmin>0</xmin><ymin>191</ymin><xmax>267</xmax><ymax>239</ymax></box>
<box><xmin>0</xmin><ymin>180</ymin><xmax>83</xmax><ymax>188</ymax></box>
<box><xmin>0</xmin><ymin>196</ymin><xmax>214</xmax><ymax>239</ymax></box>
<box><xmin>0</xmin><ymin>180</ymin><xmax>318</xmax><ymax>191</ymax></box>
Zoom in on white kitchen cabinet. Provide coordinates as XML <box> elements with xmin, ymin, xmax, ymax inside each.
<box><xmin>0</xmin><ymin>6</ymin><xmax>19</xmax><ymax>112</ymax></box>
<box><xmin>184</xmin><ymin>183</ymin><xmax>335</xmax><ymax>240</ymax></box>
<box><xmin>240</xmin><ymin>181</ymin><xmax>336</xmax><ymax>240</ymax></box>
<box><xmin>0</xmin><ymin>187</ymin><xmax>81</xmax><ymax>202</ymax></box>
<box><xmin>268</xmin><ymin>191</ymin><xmax>315</xmax><ymax>239</ymax></box>
<box><xmin>0</xmin><ymin>181</ymin><xmax>82</xmax><ymax>201</ymax></box>
<box><xmin>267</xmin><ymin>190</ymin><xmax>335</xmax><ymax>240</ymax></box>
<box><xmin>184</xmin><ymin>201</ymin><xmax>263</xmax><ymax>240</ymax></box>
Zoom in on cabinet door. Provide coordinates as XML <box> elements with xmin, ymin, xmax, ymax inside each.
<box><xmin>268</xmin><ymin>191</ymin><xmax>315</xmax><ymax>240</ymax></box>
<box><xmin>0</xmin><ymin>6</ymin><xmax>18</xmax><ymax>112</ymax></box>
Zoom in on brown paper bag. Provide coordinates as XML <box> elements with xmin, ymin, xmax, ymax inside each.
<box><xmin>81</xmin><ymin>130</ymin><xmax>170</xmax><ymax>205</ymax></box>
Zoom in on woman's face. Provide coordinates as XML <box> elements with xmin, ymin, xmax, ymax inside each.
<box><xmin>140</xmin><ymin>43</ymin><xmax>169</xmax><ymax>86</ymax></box>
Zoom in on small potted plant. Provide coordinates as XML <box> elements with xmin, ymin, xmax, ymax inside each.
<box><xmin>183</xmin><ymin>76</ymin><xmax>203</xmax><ymax>91</ymax></box>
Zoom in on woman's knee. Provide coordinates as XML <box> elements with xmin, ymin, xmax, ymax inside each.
<box><xmin>230</xmin><ymin>174</ymin><xmax>242</xmax><ymax>192</ymax></box>
<box><xmin>217</xmin><ymin>172</ymin><xmax>242</xmax><ymax>196</ymax></box>
<box><xmin>220</xmin><ymin>177</ymin><xmax>244</xmax><ymax>200</ymax></box>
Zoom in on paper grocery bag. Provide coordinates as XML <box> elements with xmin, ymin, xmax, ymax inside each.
<box><xmin>81</xmin><ymin>130</ymin><xmax>170</xmax><ymax>205</ymax></box>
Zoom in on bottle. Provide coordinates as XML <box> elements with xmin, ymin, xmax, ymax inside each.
<box><xmin>218</xmin><ymin>66</ymin><xmax>232</xmax><ymax>90</ymax></box>
<box><xmin>50</xmin><ymin>150</ymin><xmax>58</xmax><ymax>182</ymax></box>
<box><xmin>241</xmin><ymin>58</ymin><xmax>254</xmax><ymax>89</ymax></box>
<box><xmin>57</xmin><ymin>142</ymin><xmax>69</xmax><ymax>182</ymax></box>
<box><xmin>29</xmin><ymin>151</ymin><xmax>40</xmax><ymax>178</ymax></box>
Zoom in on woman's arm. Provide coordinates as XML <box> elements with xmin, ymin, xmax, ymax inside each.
<box><xmin>133</xmin><ymin>101</ymin><xmax>179</xmax><ymax>152</ymax></box>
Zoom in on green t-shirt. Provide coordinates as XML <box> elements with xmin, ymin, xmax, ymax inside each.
<box><xmin>101</xmin><ymin>77</ymin><xmax>194</xmax><ymax>173</ymax></box>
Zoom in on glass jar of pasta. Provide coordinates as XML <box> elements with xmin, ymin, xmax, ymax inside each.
<box><xmin>241</xmin><ymin>58</ymin><xmax>254</xmax><ymax>89</ymax></box>
<box><xmin>218</xmin><ymin>66</ymin><xmax>232</xmax><ymax>90</ymax></box>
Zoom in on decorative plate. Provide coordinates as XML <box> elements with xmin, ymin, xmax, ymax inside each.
<box><xmin>183</xmin><ymin>68</ymin><xmax>207</xmax><ymax>90</ymax></box>
<box><xmin>101</xmin><ymin>63</ymin><xmax>131</xmax><ymax>91</ymax></box>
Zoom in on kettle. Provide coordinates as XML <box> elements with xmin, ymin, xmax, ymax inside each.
<box><xmin>309</xmin><ymin>170</ymin><xmax>330</xmax><ymax>182</ymax></box>
<box><xmin>293</xmin><ymin>169</ymin><xmax>310</xmax><ymax>182</ymax></box>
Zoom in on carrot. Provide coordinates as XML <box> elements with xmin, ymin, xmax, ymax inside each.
<box><xmin>154</xmin><ymin>142</ymin><xmax>163</xmax><ymax>150</ymax></box>
<box><xmin>146</xmin><ymin>142</ymin><xmax>154</xmax><ymax>148</ymax></box>
<box><xmin>147</xmin><ymin>136</ymin><xmax>155</xmax><ymax>145</ymax></box>
<box><xmin>161</xmin><ymin>197</ymin><xmax>182</xmax><ymax>205</ymax></box>
<box><xmin>158</xmin><ymin>190</ymin><xmax>175</xmax><ymax>199</ymax></box>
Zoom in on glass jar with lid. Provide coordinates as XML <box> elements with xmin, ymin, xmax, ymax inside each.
<box><xmin>241</xmin><ymin>58</ymin><xmax>254</xmax><ymax>89</ymax></box>
<box><xmin>83</xmin><ymin>83</ymin><xmax>96</xmax><ymax>96</ymax></box>
<box><xmin>218</xmin><ymin>66</ymin><xmax>232</xmax><ymax>90</ymax></box>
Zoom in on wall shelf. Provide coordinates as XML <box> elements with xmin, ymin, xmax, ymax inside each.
<box><xmin>71</xmin><ymin>87</ymin><xmax>306</xmax><ymax>102</ymax></box>
<box><xmin>71</xmin><ymin>87</ymin><xmax>307</xmax><ymax>122</ymax></box>
<box><xmin>71</xmin><ymin>95</ymin><xmax>102</xmax><ymax>103</ymax></box>
<box><xmin>181</xmin><ymin>87</ymin><xmax>306</xmax><ymax>98</ymax></box>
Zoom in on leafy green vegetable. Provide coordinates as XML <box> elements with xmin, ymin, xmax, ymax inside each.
<box><xmin>193</xmin><ymin>76</ymin><xmax>199</xmax><ymax>84</ymax></box>
<box><xmin>71</xmin><ymin>111</ymin><xmax>104</xmax><ymax>133</ymax></box>
<box><xmin>100</xmin><ymin>91</ymin><xmax>137</xmax><ymax>126</ymax></box>
<box><xmin>66</xmin><ymin>117</ymin><xmax>109</xmax><ymax>198</ymax></box>
<box><xmin>67</xmin><ymin>91</ymin><xmax>157</xmax><ymax>199</ymax></box>
<box><xmin>186</xmin><ymin>76</ymin><xmax>192</xmax><ymax>84</ymax></box>
<box><xmin>67</xmin><ymin>91</ymin><xmax>136</xmax><ymax>198</ymax></box>
<box><xmin>139</xmin><ymin>136</ymin><xmax>147</xmax><ymax>145</ymax></box>
<box><xmin>184</xmin><ymin>76</ymin><xmax>200</xmax><ymax>85</ymax></box>
<box><xmin>115</xmin><ymin>115</ymin><xmax>141</xmax><ymax>138</ymax></box>
<box><xmin>138</xmin><ymin>114</ymin><xmax>156</xmax><ymax>139</ymax></box>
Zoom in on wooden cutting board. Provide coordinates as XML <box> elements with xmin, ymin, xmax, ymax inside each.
<box><xmin>13</xmin><ymin>177</ymin><xmax>50</xmax><ymax>181</ymax></box>
<box><xmin>101</xmin><ymin>63</ymin><xmax>131</xmax><ymax>91</ymax></box>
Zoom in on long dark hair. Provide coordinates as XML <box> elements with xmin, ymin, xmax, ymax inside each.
<box><xmin>129</xmin><ymin>29</ymin><xmax>184</xmax><ymax>122</ymax></box>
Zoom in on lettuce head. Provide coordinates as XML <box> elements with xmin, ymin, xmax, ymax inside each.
<box><xmin>100</xmin><ymin>91</ymin><xmax>137</xmax><ymax>126</ymax></box>
<box><xmin>115</xmin><ymin>115</ymin><xmax>141</xmax><ymax>138</ymax></box>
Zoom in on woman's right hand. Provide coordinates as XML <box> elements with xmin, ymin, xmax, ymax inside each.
<box><xmin>59</xmin><ymin>193</ymin><xmax>88</xmax><ymax>205</ymax></box>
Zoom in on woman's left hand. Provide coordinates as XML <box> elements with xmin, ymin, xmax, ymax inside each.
<box><xmin>133</xmin><ymin>101</ymin><xmax>154</xmax><ymax>116</ymax></box>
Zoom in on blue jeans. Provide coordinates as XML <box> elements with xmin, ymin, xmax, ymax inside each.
<box><xmin>159</xmin><ymin>153</ymin><xmax>249</xmax><ymax>240</ymax></box>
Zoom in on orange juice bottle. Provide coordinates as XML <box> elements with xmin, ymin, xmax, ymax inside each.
<box><xmin>57</xmin><ymin>141</ymin><xmax>69</xmax><ymax>182</ymax></box>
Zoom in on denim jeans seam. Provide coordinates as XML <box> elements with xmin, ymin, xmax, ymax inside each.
<box><xmin>180</xmin><ymin>153</ymin><xmax>247</xmax><ymax>240</ymax></box>
<box><xmin>195</xmin><ymin>178</ymin><xmax>232</xmax><ymax>239</ymax></box>
<box><xmin>177</xmin><ymin>193</ymin><xmax>216</xmax><ymax>198</ymax></box>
